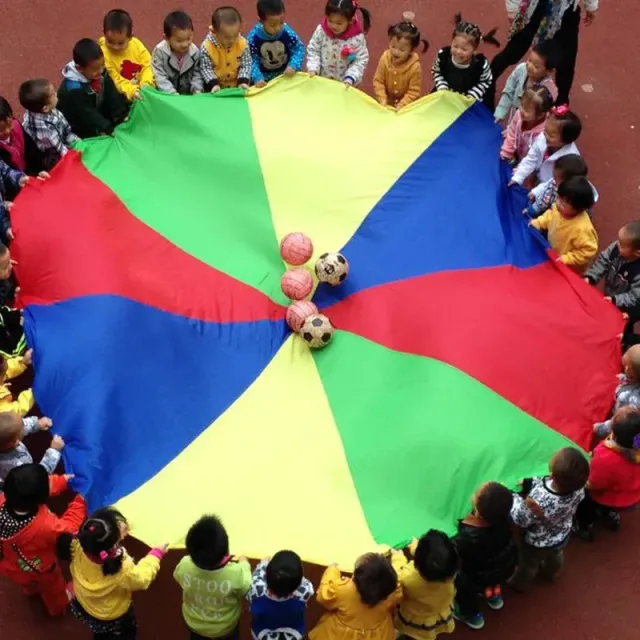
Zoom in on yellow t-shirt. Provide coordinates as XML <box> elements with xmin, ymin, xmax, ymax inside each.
<box><xmin>70</xmin><ymin>539</ymin><xmax>162</xmax><ymax>620</ymax></box>
<box><xmin>98</xmin><ymin>36</ymin><xmax>155</xmax><ymax>101</ymax></box>
<box><xmin>531</xmin><ymin>205</ymin><xmax>599</xmax><ymax>274</ymax></box>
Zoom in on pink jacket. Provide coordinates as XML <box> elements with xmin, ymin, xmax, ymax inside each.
<box><xmin>500</xmin><ymin>111</ymin><xmax>546</xmax><ymax>163</ymax></box>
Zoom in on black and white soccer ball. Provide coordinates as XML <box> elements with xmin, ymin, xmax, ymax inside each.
<box><xmin>299</xmin><ymin>313</ymin><xmax>334</xmax><ymax>349</ymax></box>
<box><xmin>315</xmin><ymin>252</ymin><xmax>349</xmax><ymax>286</ymax></box>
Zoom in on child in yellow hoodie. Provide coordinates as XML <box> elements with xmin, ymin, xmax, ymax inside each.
<box><xmin>531</xmin><ymin>176</ymin><xmax>598</xmax><ymax>275</ymax></box>
<box><xmin>0</xmin><ymin>348</ymin><xmax>34</xmax><ymax>415</ymax></box>
<box><xmin>99</xmin><ymin>9</ymin><xmax>154</xmax><ymax>102</ymax></box>
<box><xmin>57</xmin><ymin>507</ymin><xmax>168</xmax><ymax>637</ymax></box>
<box><xmin>392</xmin><ymin>530</ymin><xmax>457</xmax><ymax>640</ymax></box>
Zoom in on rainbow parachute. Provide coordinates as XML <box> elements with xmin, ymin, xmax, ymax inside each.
<box><xmin>13</xmin><ymin>76</ymin><xmax>622</xmax><ymax>567</ymax></box>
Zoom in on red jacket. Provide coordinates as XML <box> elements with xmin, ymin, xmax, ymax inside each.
<box><xmin>0</xmin><ymin>476</ymin><xmax>86</xmax><ymax>579</ymax></box>
<box><xmin>589</xmin><ymin>443</ymin><xmax>640</xmax><ymax>508</ymax></box>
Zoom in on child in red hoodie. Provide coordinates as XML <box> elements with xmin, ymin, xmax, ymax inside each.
<box><xmin>0</xmin><ymin>464</ymin><xmax>86</xmax><ymax>615</ymax></box>
<box><xmin>575</xmin><ymin>407</ymin><xmax>640</xmax><ymax>541</ymax></box>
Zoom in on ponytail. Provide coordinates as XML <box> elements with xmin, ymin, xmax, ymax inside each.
<box><xmin>453</xmin><ymin>13</ymin><xmax>500</xmax><ymax>48</ymax></box>
<box><xmin>76</xmin><ymin>508</ymin><xmax>128</xmax><ymax>577</ymax></box>
<box><xmin>388</xmin><ymin>11</ymin><xmax>429</xmax><ymax>53</ymax></box>
<box><xmin>324</xmin><ymin>0</ymin><xmax>371</xmax><ymax>33</ymax></box>
<box><xmin>56</xmin><ymin>532</ymin><xmax>74</xmax><ymax>562</ymax></box>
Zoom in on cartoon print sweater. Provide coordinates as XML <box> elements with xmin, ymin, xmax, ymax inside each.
<box><xmin>247</xmin><ymin>22</ymin><xmax>305</xmax><ymax>84</ymax></box>
<box><xmin>98</xmin><ymin>36</ymin><xmax>155</xmax><ymax>101</ymax></box>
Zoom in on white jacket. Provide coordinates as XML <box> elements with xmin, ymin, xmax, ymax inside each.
<box><xmin>512</xmin><ymin>133</ymin><xmax>580</xmax><ymax>184</ymax></box>
<box><xmin>306</xmin><ymin>25</ymin><xmax>369</xmax><ymax>85</ymax></box>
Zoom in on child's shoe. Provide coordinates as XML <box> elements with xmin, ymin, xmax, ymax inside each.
<box><xmin>487</xmin><ymin>594</ymin><xmax>504</xmax><ymax>610</ymax></box>
<box><xmin>572</xmin><ymin>520</ymin><xmax>595</xmax><ymax>542</ymax></box>
<box><xmin>601</xmin><ymin>510</ymin><xmax>621</xmax><ymax>532</ymax></box>
<box><xmin>453</xmin><ymin>603</ymin><xmax>485</xmax><ymax>630</ymax></box>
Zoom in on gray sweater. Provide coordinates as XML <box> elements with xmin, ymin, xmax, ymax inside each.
<box><xmin>151</xmin><ymin>40</ymin><xmax>203</xmax><ymax>95</ymax></box>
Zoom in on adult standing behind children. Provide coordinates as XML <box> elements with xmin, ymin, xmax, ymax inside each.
<box><xmin>490</xmin><ymin>1</ymin><xmax>598</xmax><ymax>106</ymax></box>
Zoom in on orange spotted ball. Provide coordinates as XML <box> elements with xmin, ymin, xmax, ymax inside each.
<box><xmin>280</xmin><ymin>233</ymin><xmax>314</xmax><ymax>266</ymax></box>
<box><xmin>281</xmin><ymin>268</ymin><xmax>313</xmax><ymax>300</ymax></box>
<box><xmin>286</xmin><ymin>300</ymin><xmax>319</xmax><ymax>332</ymax></box>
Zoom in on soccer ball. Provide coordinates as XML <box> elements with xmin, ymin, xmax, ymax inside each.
<box><xmin>285</xmin><ymin>300</ymin><xmax>318</xmax><ymax>332</ymax></box>
<box><xmin>299</xmin><ymin>313</ymin><xmax>334</xmax><ymax>349</ymax></box>
<box><xmin>315</xmin><ymin>252</ymin><xmax>349</xmax><ymax>286</ymax></box>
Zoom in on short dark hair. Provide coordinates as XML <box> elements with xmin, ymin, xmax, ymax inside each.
<box><xmin>0</xmin><ymin>97</ymin><xmax>12</xmax><ymax>121</ymax></box>
<box><xmin>622</xmin><ymin>221</ymin><xmax>640</xmax><ymax>250</ymax></box>
<box><xmin>73</xmin><ymin>39</ymin><xmax>104</xmax><ymax>68</ymax></box>
<box><xmin>103</xmin><ymin>9</ymin><xmax>133</xmax><ymax>36</ymax></box>
<box><xmin>554</xmin><ymin>154</ymin><xmax>588</xmax><ymax>181</ymax></box>
<box><xmin>186</xmin><ymin>515</ymin><xmax>229</xmax><ymax>570</ymax></box>
<box><xmin>550</xmin><ymin>447</ymin><xmax>590</xmax><ymax>493</ymax></box>
<box><xmin>3</xmin><ymin>464</ymin><xmax>50</xmax><ymax>512</ymax></box>
<box><xmin>612</xmin><ymin>409</ymin><xmax>640</xmax><ymax>449</ymax></box>
<box><xmin>413</xmin><ymin>530</ymin><xmax>459</xmax><ymax>582</ymax></box>
<box><xmin>557</xmin><ymin>176</ymin><xmax>595</xmax><ymax>212</ymax></box>
<box><xmin>353</xmin><ymin>553</ymin><xmax>397</xmax><ymax>607</ymax></box>
<box><xmin>212</xmin><ymin>6</ymin><xmax>242</xmax><ymax>29</ymax></box>
<box><xmin>19</xmin><ymin>79</ymin><xmax>52</xmax><ymax>113</ymax></box>
<box><xmin>552</xmin><ymin>108</ymin><xmax>582</xmax><ymax>144</ymax></box>
<box><xmin>475</xmin><ymin>481</ymin><xmax>514</xmax><ymax>525</ymax></box>
<box><xmin>163</xmin><ymin>10</ymin><xmax>194</xmax><ymax>37</ymax></box>
<box><xmin>532</xmin><ymin>40</ymin><xmax>559</xmax><ymax>71</ymax></box>
<box><xmin>266</xmin><ymin>550</ymin><xmax>303</xmax><ymax>597</ymax></box>
<box><xmin>258</xmin><ymin>0</ymin><xmax>285</xmax><ymax>20</ymax></box>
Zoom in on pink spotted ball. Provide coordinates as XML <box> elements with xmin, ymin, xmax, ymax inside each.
<box><xmin>280</xmin><ymin>233</ymin><xmax>314</xmax><ymax>266</ymax></box>
<box><xmin>281</xmin><ymin>268</ymin><xmax>313</xmax><ymax>300</ymax></box>
<box><xmin>286</xmin><ymin>300</ymin><xmax>319</xmax><ymax>332</ymax></box>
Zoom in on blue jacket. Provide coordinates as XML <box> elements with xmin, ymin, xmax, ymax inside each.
<box><xmin>247</xmin><ymin>23</ymin><xmax>305</xmax><ymax>83</ymax></box>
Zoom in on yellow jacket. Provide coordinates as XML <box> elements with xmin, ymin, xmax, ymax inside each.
<box><xmin>310</xmin><ymin>565</ymin><xmax>402</xmax><ymax>640</ymax></box>
<box><xmin>70</xmin><ymin>539</ymin><xmax>162</xmax><ymax>620</ymax></box>
<box><xmin>532</xmin><ymin>205</ymin><xmax>598</xmax><ymax>274</ymax></box>
<box><xmin>0</xmin><ymin>356</ymin><xmax>34</xmax><ymax>416</ymax></box>
<box><xmin>98</xmin><ymin>36</ymin><xmax>155</xmax><ymax>101</ymax></box>
<box><xmin>392</xmin><ymin>552</ymin><xmax>455</xmax><ymax>640</ymax></box>
<box><xmin>373</xmin><ymin>51</ymin><xmax>422</xmax><ymax>109</ymax></box>
<box><xmin>203</xmin><ymin>36</ymin><xmax>250</xmax><ymax>88</ymax></box>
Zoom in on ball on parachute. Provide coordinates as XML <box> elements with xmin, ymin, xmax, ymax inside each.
<box><xmin>315</xmin><ymin>252</ymin><xmax>349</xmax><ymax>286</ymax></box>
<box><xmin>286</xmin><ymin>300</ymin><xmax>319</xmax><ymax>332</ymax></box>
<box><xmin>280</xmin><ymin>232</ymin><xmax>314</xmax><ymax>266</ymax></box>
<box><xmin>299</xmin><ymin>313</ymin><xmax>334</xmax><ymax>349</ymax></box>
<box><xmin>281</xmin><ymin>268</ymin><xmax>313</xmax><ymax>300</ymax></box>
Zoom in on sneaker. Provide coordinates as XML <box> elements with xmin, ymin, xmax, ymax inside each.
<box><xmin>572</xmin><ymin>521</ymin><xmax>595</xmax><ymax>542</ymax></box>
<box><xmin>602</xmin><ymin>510</ymin><xmax>621</xmax><ymax>532</ymax></box>
<box><xmin>453</xmin><ymin>603</ymin><xmax>485</xmax><ymax>630</ymax></box>
<box><xmin>487</xmin><ymin>594</ymin><xmax>504</xmax><ymax>610</ymax></box>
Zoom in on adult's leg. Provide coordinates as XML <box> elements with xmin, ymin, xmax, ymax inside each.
<box><xmin>552</xmin><ymin>7</ymin><xmax>581</xmax><ymax>104</ymax></box>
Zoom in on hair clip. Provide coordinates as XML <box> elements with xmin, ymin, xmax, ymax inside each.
<box><xmin>552</xmin><ymin>104</ymin><xmax>570</xmax><ymax>116</ymax></box>
<box><xmin>98</xmin><ymin>551</ymin><xmax>108</xmax><ymax>561</ymax></box>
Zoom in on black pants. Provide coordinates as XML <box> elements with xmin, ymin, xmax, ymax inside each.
<box><xmin>489</xmin><ymin>2</ymin><xmax>581</xmax><ymax>106</ymax></box>
<box><xmin>575</xmin><ymin>493</ymin><xmax>618</xmax><ymax>529</ymax></box>
<box><xmin>455</xmin><ymin>573</ymin><xmax>483</xmax><ymax>618</ymax></box>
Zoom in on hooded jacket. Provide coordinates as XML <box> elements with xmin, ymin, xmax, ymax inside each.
<box><xmin>57</xmin><ymin>62</ymin><xmax>128</xmax><ymax>139</ymax></box>
<box><xmin>151</xmin><ymin>40</ymin><xmax>203</xmax><ymax>95</ymax></box>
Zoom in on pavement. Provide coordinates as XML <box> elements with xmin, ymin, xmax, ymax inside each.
<box><xmin>0</xmin><ymin>1</ymin><xmax>638</xmax><ymax>638</ymax></box>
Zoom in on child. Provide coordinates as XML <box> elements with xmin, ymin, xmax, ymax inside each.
<box><xmin>0</xmin><ymin>304</ymin><xmax>26</xmax><ymax>358</ymax></box>
<box><xmin>57</xmin><ymin>507</ymin><xmax>167</xmax><ymax>637</ymax></box>
<box><xmin>0</xmin><ymin>242</ymin><xmax>15</xmax><ymax>305</ymax></box>
<box><xmin>392</xmin><ymin>530</ymin><xmax>457</xmax><ymax>639</ymax></box>
<box><xmin>0</xmin><ymin>349</ymin><xmax>35</xmax><ymax>415</ymax></box>
<box><xmin>576</xmin><ymin>407</ymin><xmax>640</xmax><ymax>540</ymax></box>
<box><xmin>248</xmin><ymin>0</ymin><xmax>305</xmax><ymax>87</ymax></box>
<box><xmin>58</xmin><ymin>38</ymin><xmax>128</xmax><ymax>139</ymax></box>
<box><xmin>525</xmin><ymin>154</ymin><xmax>591</xmax><ymax>218</ymax></box>
<box><xmin>248</xmin><ymin>550</ymin><xmax>315</xmax><ymax>639</ymax></box>
<box><xmin>152</xmin><ymin>11</ymin><xmax>203</xmax><ymax>95</ymax></box>
<box><xmin>508</xmin><ymin>447</ymin><xmax>590</xmax><ymax>591</ymax></box>
<box><xmin>453</xmin><ymin>482</ymin><xmax>518</xmax><ymax>631</ymax></box>
<box><xmin>593</xmin><ymin>345</ymin><xmax>640</xmax><ymax>439</ymax></box>
<box><xmin>99</xmin><ymin>9</ymin><xmax>155</xmax><ymax>101</ymax></box>
<box><xmin>500</xmin><ymin>85</ymin><xmax>552</xmax><ymax>164</ymax></box>
<box><xmin>306</xmin><ymin>0</ymin><xmax>371</xmax><ymax>87</ymax></box>
<box><xmin>530</xmin><ymin>176</ymin><xmax>598</xmax><ymax>274</ymax></box>
<box><xmin>19</xmin><ymin>79</ymin><xmax>79</xmax><ymax>171</ymax></box>
<box><xmin>373</xmin><ymin>12</ymin><xmax>428</xmax><ymax>110</ymax></box>
<box><xmin>200</xmin><ymin>7</ymin><xmax>252</xmax><ymax>92</ymax></box>
<box><xmin>174</xmin><ymin>514</ymin><xmax>251</xmax><ymax>639</ymax></box>
<box><xmin>0</xmin><ymin>158</ymin><xmax>26</xmax><ymax>244</ymax></box>
<box><xmin>0</xmin><ymin>413</ymin><xmax>63</xmax><ymax>484</ymax></box>
<box><xmin>511</xmin><ymin>105</ymin><xmax>582</xmax><ymax>185</ymax></box>
<box><xmin>310</xmin><ymin>553</ymin><xmax>402</xmax><ymax>640</ymax></box>
<box><xmin>494</xmin><ymin>40</ymin><xmax>558</xmax><ymax>124</ymax></box>
<box><xmin>0</xmin><ymin>464</ymin><xmax>86</xmax><ymax>616</ymax></box>
<box><xmin>432</xmin><ymin>14</ymin><xmax>499</xmax><ymax>106</ymax></box>
<box><xmin>586</xmin><ymin>221</ymin><xmax>640</xmax><ymax>350</ymax></box>
<box><xmin>0</xmin><ymin>96</ymin><xmax>46</xmax><ymax>179</ymax></box>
